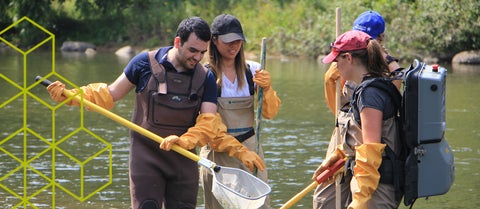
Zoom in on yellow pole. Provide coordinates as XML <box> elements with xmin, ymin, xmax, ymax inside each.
<box><xmin>279</xmin><ymin>158</ymin><xmax>346</xmax><ymax>209</ymax></box>
<box><xmin>35</xmin><ymin>76</ymin><xmax>212</xmax><ymax>168</ymax></box>
<box><xmin>63</xmin><ymin>89</ymin><xmax>202</xmax><ymax>162</ymax></box>
<box><xmin>280</xmin><ymin>181</ymin><xmax>319</xmax><ymax>209</ymax></box>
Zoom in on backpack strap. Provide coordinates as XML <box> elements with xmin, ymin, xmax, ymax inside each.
<box><xmin>245</xmin><ymin>64</ymin><xmax>255</xmax><ymax>96</ymax></box>
<box><xmin>378</xmin><ymin>145</ymin><xmax>405</xmax><ymax>202</ymax></box>
<box><xmin>368</xmin><ymin>78</ymin><xmax>402</xmax><ymax>111</ymax></box>
<box><xmin>390</xmin><ymin>67</ymin><xmax>407</xmax><ymax>81</ymax></box>
<box><xmin>352</xmin><ymin>78</ymin><xmax>401</xmax><ymax>120</ymax></box>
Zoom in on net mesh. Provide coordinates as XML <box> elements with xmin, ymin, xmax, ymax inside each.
<box><xmin>212</xmin><ymin>166</ymin><xmax>271</xmax><ymax>209</ymax></box>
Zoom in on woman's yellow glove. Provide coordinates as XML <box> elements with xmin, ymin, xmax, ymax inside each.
<box><xmin>159</xmin><ymin>113</ymin><xmax>266</xmax><ymax>172</ymax></box>
<box><xmin>253</xmin><ymin>69</ymin><xmax>281</xmax><ymax>119</ymax></box>
<box><xmin>234</xmin><ymin>148</ymin><xmax>266</xmax><ymax>172</ymax></box>
<box><xmin>253</xmin><ymin>69</ymin><xmax>271</xmax><ymax>90</ymax></box>
<box><xmin>348</xmin><ymin>143</ymin><xmax>386</xmax><ymax>209</ymax></box>
<box><xmin>211</xmin><ymin>134</ymin><xmax>266</xmax><ymax>172</ymax></box>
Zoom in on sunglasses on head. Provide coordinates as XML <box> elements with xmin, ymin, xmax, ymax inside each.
<box><xmin>329</xmin><ymin>42</ymin><xmax>335</xmax><ymax>50</ymax></box>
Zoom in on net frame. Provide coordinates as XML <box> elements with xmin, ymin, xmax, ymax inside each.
<box><xmin>211</xmin><ymin>166</ymin><xmax>271</xmax><ymax>209</ymax></box>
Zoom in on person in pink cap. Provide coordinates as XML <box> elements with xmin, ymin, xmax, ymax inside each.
<box><xmin>312</xmin><ymin>30</ymin><xmax>403</xmax><ymax>209</ymax></box>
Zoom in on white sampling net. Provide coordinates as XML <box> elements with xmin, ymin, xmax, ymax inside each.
<box><xmin>211</xmin><ymin>166</ymin><xmax>271</xmax><ymax>209</ymax></box>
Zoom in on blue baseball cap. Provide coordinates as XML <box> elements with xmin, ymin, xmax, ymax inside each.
<box><xmin>352</xmin><ymin>11</ymin><xmax>385</xmax><ymax>39</ymax></box>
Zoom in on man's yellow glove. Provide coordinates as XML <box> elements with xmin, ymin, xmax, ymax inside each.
<box><xmin>159</xmin><ymin>113</ymin><xmax>219</xmax><ymax>151</ymax></box>
<box><xmin>347</xmin><ymin>143</ymin><xmax>386</xmax><ymax>209</ymax></box>
<box><xmin>46</xmin><ymin>81</ymin><xmax>114</xmax><ymax>110</ymax></box>
<box><xmin>253</xmin><ymin>69</ymin><xmax>281</xmax><ymax>119</ymax></box>
<box><xmin>312</xmin><ymin>145</ymin><xmax>346</xmax><ymax>180</ymax></box>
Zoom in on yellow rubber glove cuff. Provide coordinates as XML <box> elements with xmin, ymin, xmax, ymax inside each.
<box><xmin>348</xmin><ymin>143</ymin><xmax>386</xmax><ymax>209</ymax></box>
<box><xmin>80</xmin><ymin>83</ymin><xmax>114</xmax><ymax>110</ymax></box>
<box><xmin>47</xmin><ymin>81</ymin><xmax>114</xmax><ymax>110</ymax></box>
<box><xmin>252</xmin><ymin>69</ymin><xmax>281</xmax><ymax>119</ymax></box>
<box><xmin>176</xmin><ymin>113</ymin><xmax>220</xmax><ymax>150</ymax></box>
<box><xmin>324</xmin><ymin>63</ymin><xmax>346</xmax><ymax>114</ymax></box>
<box><xmin>261</xmin><ymin>87</ymin><xmax>281</xmax><ymax>119</ymax></box>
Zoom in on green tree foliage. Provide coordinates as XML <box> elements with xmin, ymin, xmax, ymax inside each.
<box><xmin>1</xmin><ymin>0</ymin><xmax>478</xmax><ymax>61</ymax></box>
<box><xmin>389</xmin><ymin>0</ymin><xmax>480</xmax><ymax>61</ymax></box>
<box><xmin>1</xmin><ymin>0</ymin><xmax>57</xmax><ymax>49</ymax></box>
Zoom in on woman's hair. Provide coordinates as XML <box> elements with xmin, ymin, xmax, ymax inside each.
<box><xmin>349</xmin><ymin>39</ymin><xmax>389</xmax><ymax>78</ymax></box>
<box><xmin>207</xmin><ymin>35</ymin><xmax>247</xmax><ymax>89</ymax></box>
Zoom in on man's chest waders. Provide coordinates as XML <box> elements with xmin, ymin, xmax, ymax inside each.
<box><xmin>129</xmin><ymin>50</ymin><xmax>207</xmax><ymax>209</ymax></box>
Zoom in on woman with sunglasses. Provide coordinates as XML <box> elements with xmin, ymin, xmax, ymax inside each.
<box><xmin>199</xmin><ymin>14</ymin><xmax>281</xmax><ymax>209</ymax></box>
<box><xmin>313</xmin><ymin>30</ymin><xmax>403</xmax><ymax>209</ymax></box>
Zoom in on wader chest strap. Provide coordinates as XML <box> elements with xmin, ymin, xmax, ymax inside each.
<box><xmin>148</xmin><ymin>50</ymin><xmax>207</xmax><ymax>98</ymax></box>
<box><xmin>190</xmin><ymin>64</ymin><xmax>207</xmax><ymax>101</ymax></box>
<box><xmin>148</xmin><ymin>50</ymin><xmax>166</xmax><ymax>94</ymax></box>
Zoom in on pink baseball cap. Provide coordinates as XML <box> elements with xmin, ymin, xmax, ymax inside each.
<box><xmin>322</xmin><ymin>30</ymin><xmax>372</xmax><ymax>64</ymax></box>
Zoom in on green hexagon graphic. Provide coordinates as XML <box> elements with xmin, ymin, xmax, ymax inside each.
<box><xmin>0</xmin><ymin>17</ymin><xmax>113</xmax><ymax>208</ymax></box>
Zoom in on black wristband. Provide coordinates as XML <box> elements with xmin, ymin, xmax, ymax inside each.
<box><xmin>386</xmin><ymin>54</ymin><xmax>399</xmax><ymax>64</ymax></box>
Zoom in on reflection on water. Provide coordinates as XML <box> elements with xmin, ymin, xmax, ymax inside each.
<box><xmin>1</xmin><ymin>49</ymin><xmax>480</xmax><ymax>208</ymax></box>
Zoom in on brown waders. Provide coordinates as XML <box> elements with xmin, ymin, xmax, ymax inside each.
<box><xmin>313</xmin><ymin>109</ymin><xmax>401</xmax><ymax>209</ymax></box>
<box><xmin>128</xmin><ymin>50</ymin><xmax>207</xmax><ymax>209</ymax></box>
<box><xmin>200</xmin><ymin>96</ymin><xmax>269</xmax><ymax>209</ymax></box>
<box><xmin>130</xmin><ymin>133</ymin><xmax>198</xmax><ymax>209</ymax></box>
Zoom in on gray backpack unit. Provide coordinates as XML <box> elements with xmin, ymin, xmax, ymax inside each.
<box><xmin>402</xmin><ymin>59</ymin><xmax>454</xmax><ymax>206</ymax></box>
<box><xmin>353</xmin><ymin>59</ymin><xmax>455</xmax><ymax>207</ymax></box>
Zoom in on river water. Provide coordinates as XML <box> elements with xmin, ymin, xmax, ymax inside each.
<box><xmin>0</xmin><ymin>47</ymin><xmax>479</xmax><ymax>209</ymax></box>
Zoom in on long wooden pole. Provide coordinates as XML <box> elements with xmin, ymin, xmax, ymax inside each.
<box><xmin>334</xmin><ymin>7</ymin><xmax>342</xmax><ymax>209</ymax></box>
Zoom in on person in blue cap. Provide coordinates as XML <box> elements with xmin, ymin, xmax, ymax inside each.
<box><xmin>323</xmin><ymin>10</ymin><xmax>401</xmax><ymax>115</ymax></box>
<box><xmin>313</xmin><ymin>11</ymin><xmax>402</xmax><ymax>209</ymax></box>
